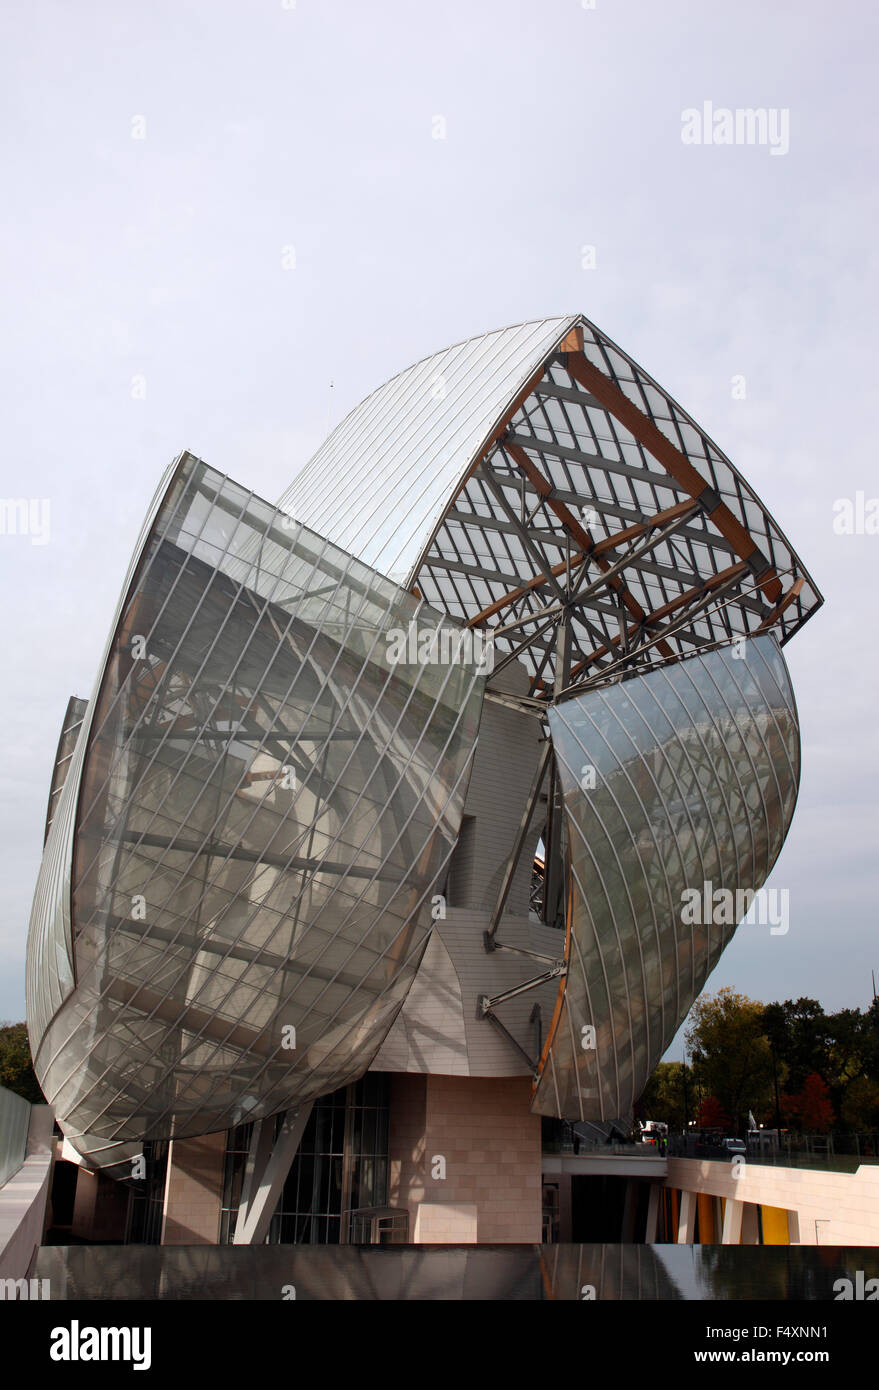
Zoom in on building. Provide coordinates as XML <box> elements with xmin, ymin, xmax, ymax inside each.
<box><xmin>25</xmin><ymin>313</ymin><xmax>822</xmax><ymax>1247</ymax></box>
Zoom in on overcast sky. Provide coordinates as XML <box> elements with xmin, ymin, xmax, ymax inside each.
<box><xmin>1</xmin><ymin>1</ymin><xmax>876</xmax><ymax>1060</ymax></box>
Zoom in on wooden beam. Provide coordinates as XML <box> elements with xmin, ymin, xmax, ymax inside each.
<box><xmin>590</xmin><ymin>498</ymin><xmax>699</xmax><ymax>557</ymax></box>
<box><xmin>563</xmin><ymin>351</ymin><xmax>783</xmax><ymax>603</ymax></box>
<box><xmin>755</xmin><ymin>575</ymin><xmax>804</xmax><ymax>633</ymax></box>
<box><xmin>505</xmin><ymin>441</ymin><xmax>674</xmax><ymax>658</ymax></box>
<box><xmin>557</xmin><ymin>324</ymin><xmax>584</xmax><ymax>354</ymax></box>
<box><xmin>467</xmin><ymin>550</ymin><xmax>588</xmax><ymax>627</ymax></box>
<box><xmin>466</xmin><ymin>497</ymin><xmax>699</xmax><ymax>629</ymax></box>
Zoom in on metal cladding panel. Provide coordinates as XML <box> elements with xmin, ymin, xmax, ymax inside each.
<box><xmin>277</xmin><ymin>316</ymin><xmax>577</xmax><ymax>582</ymax></box>
<box><xmin>27</xmin><ymin>693</ymin><xmax>89</xmax><ymax>1042</ymax></box>
<box><xmin>44</xmin><ymin>697</ymin><xmax>89</xmax><ymax>844</ymax></box>
<box><xmin>28</xmin><ymin>458</ymin><xmax>187</xmax><ymax>1053</ymax></box>
<box><xmin>27</xmin><ymin>729</ymin><xmax>80</xmax><ymax>1045</ymax></box>
<box><xmin>29</xmin><ymin>454</ymin><xmax>486</xmax><ymax>1155</ymax></box>
<box><xmin>533</xmin><ymin>634</ymin><xmax>800</xmax><ymax>1121</ymax></box>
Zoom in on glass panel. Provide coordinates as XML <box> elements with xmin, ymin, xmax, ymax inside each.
<box><xmin>0</xmin><ymin>1086</ymin><xmax>31</xmax><ymax>1188</ymax></box>
<box><xmin>535</xmin><ymin>634</ymin><xmax>800</xmax><ymax>1121</ymax></box>
<box><xmin>31</xmin><ymin>455</ymin><xmax>485</xmax><ymax>1155</ymax></box>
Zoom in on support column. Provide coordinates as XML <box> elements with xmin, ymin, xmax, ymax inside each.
<box><xmin>621</xmin><ymin>1178</ymin><xmax>639</xmax><ymax>1242</ymax></box>
<box><xmin>722</xmin><ymin>1198</ymin><xmax>744</xmax><ymax>1245</ymax></box>
<box><xmin>677</xmin><ymin>1189</ymin><xmax>697</xmax><ymax>1243</ymax></box>
<box><xmin>233</xmin><ymin>1105</ymin><xmax>312</xmax><ymax>1246</ymax></box>
<box><xmin>741</xmin><ymin>1202</ymin><xmax>760</xmax><ymax>1245</ymax></box>
<box><xmin>237</xmin><ymin>1118</ymin><xmax>274</xmax><ymax>1223</ymax></box>
<box><xmin>557</xmin><ymin>1172</ymin><xmax>573</xmax><ymax>1243</ymax></box>
<box><xmin>645</xmin><ymin>1183</ymin><xmax>660</xmax><ymax>1243</ymax></box>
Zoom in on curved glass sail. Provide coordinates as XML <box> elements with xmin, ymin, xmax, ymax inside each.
<box><xmin>29</xmin><ymin>454</ymin><xmax>485</xmax><ymax>1157</ymax></box>
<box><xmin>533</xmin><ymin>634</ymin><xmax>800</xmax><ymax>1120</ymax></box>
<box><xmin>26</xmin><ymin>315</ymin><xmax>822</xmax><ymax>1175</ymax></box>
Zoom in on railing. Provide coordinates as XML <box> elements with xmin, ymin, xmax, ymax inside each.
<box><xmin>742</xmin><ymin>1151</ymin><xmax>879</xmax><ymax>1174</ymax></box>
<box><xmin>543</xmin><ymin>1140</ymin><xmax>662</xmax><ymax>1158</ymax></box>
<box><xmin>667</xmin><ymin>1132</ymin><xmax>879</xmax><ymax>1175</ymax></box>
<box><xmin>0</xmin><ymin>1085</ymin><xmax>31</xmax><ymax>1188</ymax></box>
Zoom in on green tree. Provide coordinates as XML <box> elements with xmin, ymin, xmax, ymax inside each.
<box><xmin>825</xmin><ymin>1007</ymin><xmax>871</xmax><ymax>1123</ymax></box>
<box><xmin>761</xmin><ymin>998</ymin><xmax>830</xmax><ymax>1093</ymax></box>
<box><xmin>0</xmin><ymin>1022</ymin><xmax>43</xmax><ymax>1104</ymax></box>
<box><xmin>840</xmin><ymin>1075</ymin><xmax>879</xmax><ymax>1131</ymax></box>
<box><xmin>761</xmin><ymin>997</ymin><xmax>879</xmax><ymax>1130</ymax></box>
<box><xmin>635</xmin><ymin>1060</ymin><xmax>690</xmax><ymax>1132</ymax></box>
<box><xmin>685</xmin><ymin>988</ymin><xmax>775</xmax><ymax>1134</ymax></box>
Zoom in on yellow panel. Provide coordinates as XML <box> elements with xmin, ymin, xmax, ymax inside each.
<box><xmin>697</xmin><ymin>1191</ymin><xmax>715</xmax><ymax>1243</ymax></box>
<box><xmin>761</xmin><ymin>1204</ymin><xmax>790</xmax><ymax>1245</ymax></box>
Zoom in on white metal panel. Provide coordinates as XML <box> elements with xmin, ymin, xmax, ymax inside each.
<box><xmin>277</xmin><ymin>317</ymin><xmax>578</xmax><ymax>583</ymax></box>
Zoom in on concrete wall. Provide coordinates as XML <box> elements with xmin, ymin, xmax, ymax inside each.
<box><xmin>70</xmin><ymin>1165</ymin><xmax>128</xmax><ymax>1242</ymax></box>
<box><xmin>388</xmin><ymin>1073</ymin><xmax>542</xmax><ymax>1243</ymax></box>
<box><xmin>448</xmin><ymin>672</ymin><xmax>544</xmax><ymax>919</ymax></box>
<box><xmin>0</xmin><ymin>1104</ymin><xmax>54</xmax><ymax>1279</ymax></box>
<box><xmin>371</xmin><ymin>909</ymin><xmax>560</xmax><ymax>1077</ymax></box>
<box><xmin>161</xmin><ymin>1131</ymin><xmax>226</xmax><ymax>1244</ymax></box>
<box><xmin>369</xmin><ymin>657</ymin><xmax>562</xmax><ymax>1081</ymax></box>
<box><xmin>666</xmin><ymin>1155</ymin><xmax>879</xmax><ymax>1245</ymax></box>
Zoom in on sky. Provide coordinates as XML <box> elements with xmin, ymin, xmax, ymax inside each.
<box><xmin>1</xmin><ymin>0</ymin><xmax>876</xmax><ymax>1060</ymax></box>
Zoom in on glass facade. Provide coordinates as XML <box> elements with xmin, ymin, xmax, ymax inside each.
<box><xmin>29</xmin><ymin>454</ymin><xmax>485</xmax><ymax>1157</ymax></box>
<box><xmin>25</xmin><ymin>315</ymin><xmax>821</xmax><ymax>1162</ymax></box>
<box><xmin>124</xmin><ymin>1139</ymin><xmax>169</xmax><ymax>1245</ymax></box>
<box><xmin>534</xmin><ymin>634</ymin><xmax>800</xmax><ymax>1120</ymax></box>
<box><xmin>0</xmin><ymin>1085</ymin><xmax>31</xmax><ymax>1188</ymax></box>
<box><xmin>220</xmin><ymin>1075</ymin><xmax>390</xmax><ymax>1245</ymax></box>
<box><xmin>44</xmin><ymin>696</ymin><xmax>88</xmax><ymax>844</ymax></box>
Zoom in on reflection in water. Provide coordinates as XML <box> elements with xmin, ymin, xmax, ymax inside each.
<box><xmin>34</xmin><ymin>1244</ymin><xmax>879</xmax><ymax>1301</ymax></box>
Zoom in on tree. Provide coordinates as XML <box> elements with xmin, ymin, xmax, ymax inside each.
<box><xmin>635</xmin><ymin>1061</ymin><xmax>690</xmax><ymax>1132</ymax></box>
<box><xmin>697</xmin><ymin>1095</ymin><xmax>730</xmax><ymax>1130</ymax></box>
<box><xmin>761</xmin><ymin>998</ymin><xmax>831</xmax><ymax>1093</ymax></box>
<box><xmin>685</xmin><ymin>988</ymin><xmax>775</xmax><ymax>1134</ymax></box>
<box><xmin>761</xmin><ymin>997</ymin><xmax>879</xmax><ymax>1130</ymax></box>
<box><xmin>825</xmin><ymin>1007</ymin><xmax>871</xmax><ymax>1123</ymax></box>
<box><xmin>840</xmin><ymin>1076</ymin><xmax>879</xmax><ymax>1131</ymax></box>
<box><xmin>784</xmin><ymin>1072</ymin><xmax>834</xmax><ymax>1133</ymax></box>
<box><xmin>0</xmin><ymin>1022</ymin><xmax>43</xmax><ymax>1104</ymax></box>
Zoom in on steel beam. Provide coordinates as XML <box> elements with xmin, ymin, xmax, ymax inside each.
<box><xmin>233</xmin><ymin>1103</ymin><xmax>314</xmax><ymax>1245</ymax></box>
<box><xmin>484</xmin><ymin>739</ymin><xmax>552</xmax><ymax>948</ymax></box>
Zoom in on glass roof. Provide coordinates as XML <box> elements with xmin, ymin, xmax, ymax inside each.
<box><xmin>278</xmin><ymin>315</ymin><xmax>822</xmax><ymax>700</ymax></box>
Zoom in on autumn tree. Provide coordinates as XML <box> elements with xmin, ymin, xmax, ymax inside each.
<box><xmin>685</xmin><ymin>988</ymin><xmax>775</xmax><ymax>1134</ymax></box>
<box><xmin>697</xmin><ymin>1095</ymin><xmax>730</xmax><ymax>1130</ymax></box>
<box><xmin>783</xmin><ymin>1072</ymin><xmax>834</xmax><ymax>1133</ymax></box>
